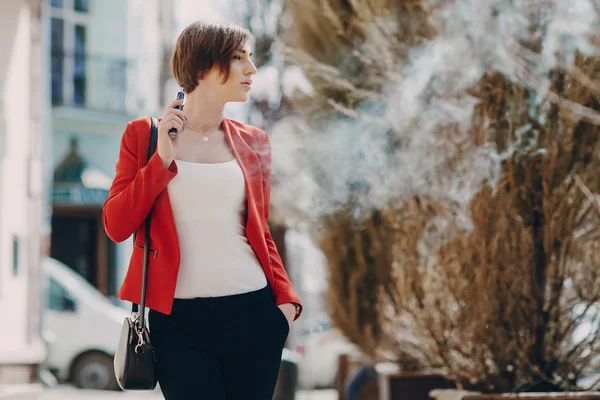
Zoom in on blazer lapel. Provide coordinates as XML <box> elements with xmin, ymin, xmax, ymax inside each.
<box><xmin>222</xmin><ymin>119</ymin><xmax>265</xmax><ymax>225</ymax></box>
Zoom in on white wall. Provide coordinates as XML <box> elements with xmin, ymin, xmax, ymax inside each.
<box><xmin>0</xmin><ymin>0</ymin><xmax>46</xmax><ymax>376</ymax></box>
<box><xmin>91</xmin><ymin>0</ymin><xmax>128</xmax><ymax>57</ymax></box>
<box><xmin>127</xmin><ymin>0</ymin><xmax>164</xmax><ymax>115</ymax></box>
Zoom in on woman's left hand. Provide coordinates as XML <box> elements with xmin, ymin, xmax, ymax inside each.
<box><xmin>278</xmin><ymin>303</ymin><xmax>296</xmax><ymax>328</ymax></box>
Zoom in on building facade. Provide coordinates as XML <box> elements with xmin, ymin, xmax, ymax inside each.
<box><xmin>0</xmin><ymin>0</ymin><xmax>47</xmax><ymax>384</ymax></box>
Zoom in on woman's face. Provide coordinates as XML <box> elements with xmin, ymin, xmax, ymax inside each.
<box><xmin>202</xmin><ymin>41</ymin><xmax>257</xmax><ymax>103</ymax></box>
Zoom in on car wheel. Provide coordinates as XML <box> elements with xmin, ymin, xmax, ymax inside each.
<box><xmin>72</xmin><ymin>352</ymin><xmax>119</xmax><ymax>391</ymax></box>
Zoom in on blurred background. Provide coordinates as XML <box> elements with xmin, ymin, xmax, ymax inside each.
<box><xmin>2</xmin><ymin>0</ymin><xmax>600</xmax><ymax>399</ymax></box>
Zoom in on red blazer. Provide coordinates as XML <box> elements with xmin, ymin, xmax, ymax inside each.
<box><xmin>102</xmin><ymin>117</ymin><xmax>302</xmax><ymax>318</ymax></box>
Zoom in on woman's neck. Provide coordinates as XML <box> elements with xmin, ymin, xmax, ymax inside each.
<box><xmin>182</xmin><ymin>91</ymin><xmax>225</xmax><ymax>134</ymax></box>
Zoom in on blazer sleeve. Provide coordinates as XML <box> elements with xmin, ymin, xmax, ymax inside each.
<box><xmin>102</xmin><ymin>120</ymin><xmax>177</xmax><ymax>243</ymax></box>
<box><xmin>258</xmin><ymin>129</ymin><xmax>303</xmax><ymax>320</ymax></box>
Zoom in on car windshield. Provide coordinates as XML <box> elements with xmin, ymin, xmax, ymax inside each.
<box><xmin>42</xmin><ymin>257</ymin><xmax>114</xmax><ymax>306</ymax></box>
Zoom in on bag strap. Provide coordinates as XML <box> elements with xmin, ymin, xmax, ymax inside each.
<box><xmin>132</xmin><ymin>117</ymin><xmax>159</xmax><ymax>321</ymax></box>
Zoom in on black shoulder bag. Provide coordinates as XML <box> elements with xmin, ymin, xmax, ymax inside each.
<box><xmin>113</xmin><ymin>117</ymin><xmax>159</xmax><ymax>391</ymax></box>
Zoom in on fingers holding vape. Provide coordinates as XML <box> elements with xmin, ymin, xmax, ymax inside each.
<box><xmin>157</xmin><ymin>89</ymin><xmax>186</xmax><ymax>170</ymax></box>
<box><xmin>160</xmin><ymin>112</ymin><xmax>184</xmax><ymax>136</ymax></box>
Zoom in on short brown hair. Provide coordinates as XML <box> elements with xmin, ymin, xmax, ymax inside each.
<box><xmin>171</xmin><ymin>21</ymin><xmax>254</xmax><ymax>93</ymax></box>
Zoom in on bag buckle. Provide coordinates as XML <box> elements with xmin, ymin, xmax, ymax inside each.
<box><xmin>134</xmin><ymin>324</ymin><xmax>146</xmax><ymax>354</ymax></box>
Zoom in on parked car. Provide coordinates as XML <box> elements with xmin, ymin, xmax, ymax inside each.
<box><xmin>40</xmin><ymin>256</ymin><xmax>303</xmax><ymax>394</ymax></box>
<box><xmin>295</xmin><ymin>318</ymin><xmax>357</xmax><ymax>389</ymax></box>
<box><xmin>41</xmin><ymin>257</ymin><xmax>129</xmax><ymax>390</ymax></box>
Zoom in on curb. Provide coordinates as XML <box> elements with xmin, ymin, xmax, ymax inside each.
<box><xmin>0</xmin><ymin>384</ymin><xmax>43</xmax><ymax>399</ymax></box>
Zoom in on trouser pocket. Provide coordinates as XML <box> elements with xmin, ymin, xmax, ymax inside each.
<box><xmin>272</xmin><ymin>303</ymin><xmax>290</xmax><ymax>336</ymax></box>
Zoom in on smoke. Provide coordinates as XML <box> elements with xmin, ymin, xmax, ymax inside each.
<box><xmin>272</xmin><ymin>0</ymin><xmax>600</xmax><ymax>230</ymax></box>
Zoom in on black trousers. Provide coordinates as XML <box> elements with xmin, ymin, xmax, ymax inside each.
<box><xmin>149</xmin><ymin>285</ymin><xmax>290</xmax><ymax>399</ymax></box>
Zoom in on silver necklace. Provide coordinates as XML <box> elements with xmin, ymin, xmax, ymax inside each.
<box><xmin>183</xmin><ymin>124</ymin><xmax>217</xmax><ymax>142</ymax></box>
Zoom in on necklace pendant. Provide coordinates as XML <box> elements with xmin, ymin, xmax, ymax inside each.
<box><xmin>202</xmin><ymin>136</ymin><xmax>209</xmax><ymax>142</ymax></box>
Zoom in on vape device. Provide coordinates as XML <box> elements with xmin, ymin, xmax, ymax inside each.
<box><xmin>168</xmin><ymin>88</ymin><xmax>185</xmax><ymax>138</ymax></box>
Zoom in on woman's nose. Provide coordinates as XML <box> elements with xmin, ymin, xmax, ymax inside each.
<box><xmin>245</xmin><ymin>60</ymin><xmax>257</xmax><ymax>75</ymax></box>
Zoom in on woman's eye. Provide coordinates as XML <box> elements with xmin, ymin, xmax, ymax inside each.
<box><xmin>233</xmin><ymin>55</ymin><xmax>242</xmax><ymax>60</ymax></box>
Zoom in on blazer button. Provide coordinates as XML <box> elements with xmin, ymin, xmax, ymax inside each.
<box><xmin>269</xmin><ymin>258</ymin><xmax>273</xmax><ymax>264</ymax></box>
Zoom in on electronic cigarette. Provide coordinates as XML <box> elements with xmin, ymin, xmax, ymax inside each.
<box><xmin>169</xmin><ymin>88</ymin><xmax>185</xmax><ymax>138</ymax></box>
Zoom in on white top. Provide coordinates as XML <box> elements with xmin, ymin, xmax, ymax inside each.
<box><xmin>168</xmin><ymin>158</ymin><xmax>267</xmax><ymax>298</ymax></box>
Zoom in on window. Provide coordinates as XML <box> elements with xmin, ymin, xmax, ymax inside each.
<box><xmin>74</xmin><ymin>25</ymin><xmax>86</xmax><ymax>105</ymax></box>
<box><xmin>51</xmin><ymin>18</ymin><xmax>64</xmax><ymax>105</ymax></box>
<box><xmin>47</xmin><ymin>278</ymin><xmax>76</xmax><ymax>312</ymax></box>
<box><xmin>74</xmin><ymin>0</ymin><xmax>89</xmax><ymax>13</ymax></box>
<box><xmin>50</xmin><ymin>0</ymin><xmax>90</xmax><ymax>107</ymax></box>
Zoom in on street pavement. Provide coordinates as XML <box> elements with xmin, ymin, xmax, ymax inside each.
<box><xmin>0</xmin><ymin>385</ymin><xmax>337</xmax><ymax>400</ymax></box>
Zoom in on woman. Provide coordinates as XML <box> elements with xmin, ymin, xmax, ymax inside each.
<box><xmin>103</xmin><ymin>21</ymin><xmax>302</xmax><ymax>399</ymax></box>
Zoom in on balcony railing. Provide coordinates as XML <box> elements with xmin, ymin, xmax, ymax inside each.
<box><xmin>51</xmin><ymin>51</ymin><xmax>137</xmax><ymax>114</ymax></box>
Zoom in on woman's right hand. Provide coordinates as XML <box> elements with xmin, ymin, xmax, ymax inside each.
<box><xmin>157</xmin><ymin>99</ymin><xmax>186</xmax><ymax>169</ymax></box>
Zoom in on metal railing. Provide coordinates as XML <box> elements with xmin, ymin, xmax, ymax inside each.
<box><xmin>51</xmin><ymin>51</ymin><xmax>137</xmax><ymax>114</ymax></box>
